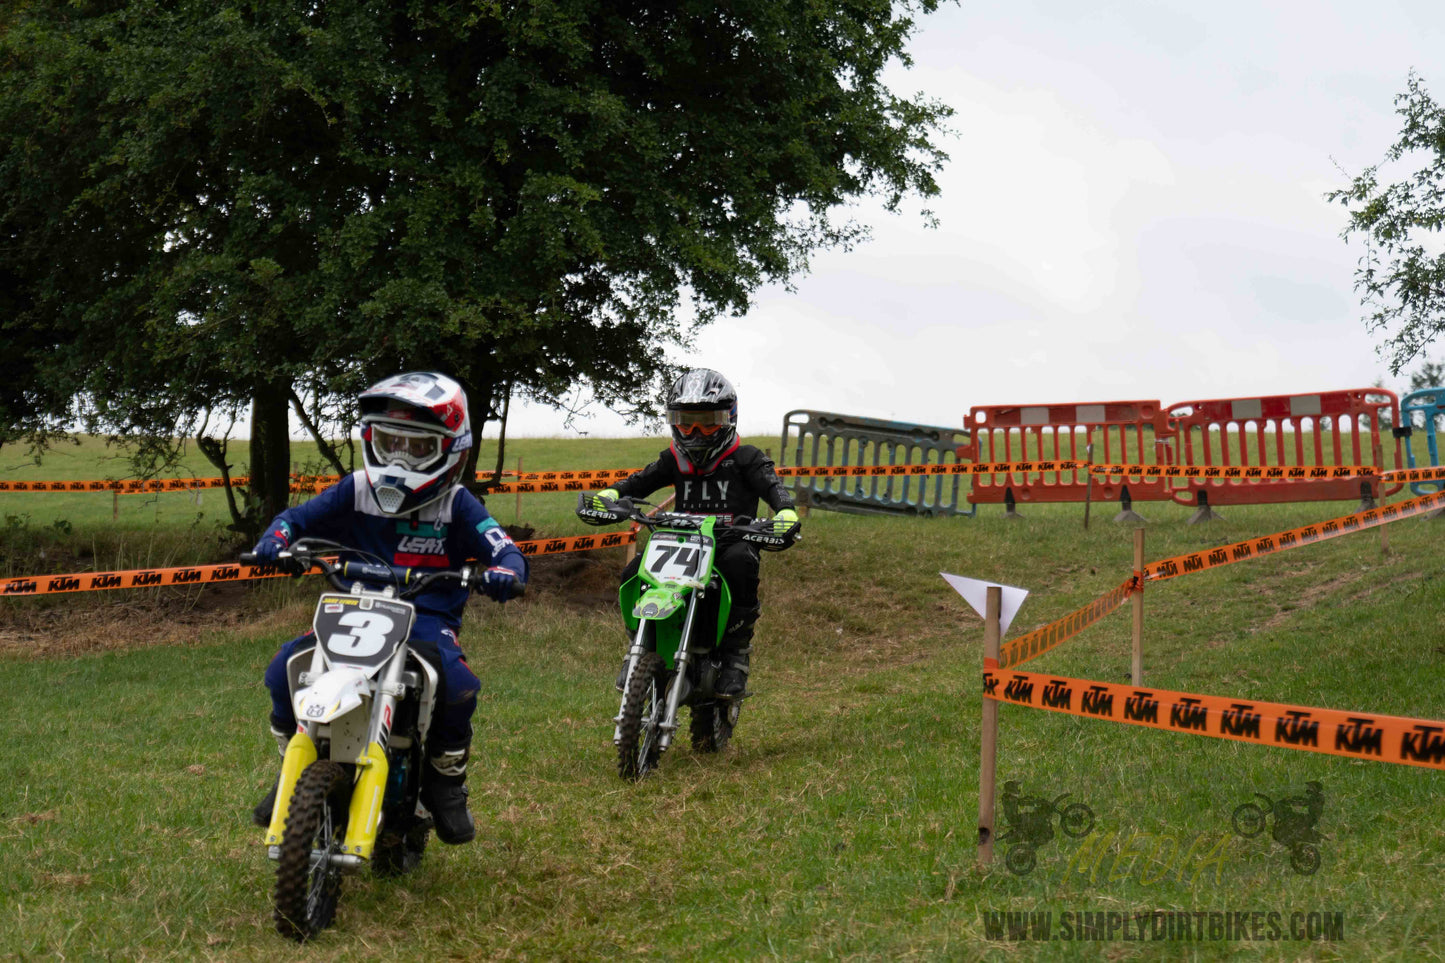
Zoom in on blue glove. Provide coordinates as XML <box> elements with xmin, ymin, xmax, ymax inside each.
<box><xmin>481</xmin><ymin>565</ymin><xmax>521</xmax><ymax>603</ymax></box>
<box><xmin>252</xmin><ymin>522</ymin><xmax>292</xmax><ymax>561</ymax></box>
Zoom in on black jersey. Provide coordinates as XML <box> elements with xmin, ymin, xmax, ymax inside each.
<box><xmin>612</xmin><ymin>443</ymin><xmax>795</xmax><ymax>520</ymax></box>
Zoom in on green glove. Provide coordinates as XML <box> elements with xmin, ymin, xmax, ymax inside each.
<box><xmin>590</xmin><ymin>488</ymin><xmax>620</xmax><ymax>511</ymax></box>
<box><xmin>772</xmin><ymin>507</ymin><xmax>799</xmax><ymax>535</ymax></box>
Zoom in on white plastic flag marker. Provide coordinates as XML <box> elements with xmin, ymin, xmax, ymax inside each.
<box><xmin>940</xmin><ymin>573</ymin><xmax>1029</xmax><ymax>637</ymax></box>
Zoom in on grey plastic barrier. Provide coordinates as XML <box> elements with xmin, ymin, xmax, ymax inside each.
<box><xmin>779</xmin><ymin>410</ymin><xmax>974</xmax><ymax>518</ymax></box>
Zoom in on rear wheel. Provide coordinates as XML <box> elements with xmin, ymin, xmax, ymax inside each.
<box><xmin>617</xmin><ymin>652</ymin><xmax>665</xmax><ymax>781</ymax></box>
<box><xmin>689</xmin><ymin>700</ymin><xmax>741</xmax><ymax>753</ymax></box>
<box><xmin>274</xmin><ymin>760</ymin><xmax>350</xmax><ymax>942</ymax></box>
<box><xmin>373</xmin><ymin>819</ymin><xmax>430</xmax><ymax>878</ymax></box>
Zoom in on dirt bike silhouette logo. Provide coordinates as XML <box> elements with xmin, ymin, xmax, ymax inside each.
<box><xmin>1231</xmin><ymin>781</ymin><xmax>1325</xmax><ymax>875</ymax></box>
<box><xmin>997</xmin><ymin>781</ymin><xmax>1095</xmax><ymax>875</ymax></box>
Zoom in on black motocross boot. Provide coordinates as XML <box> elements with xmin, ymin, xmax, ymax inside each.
<box><xmin>715</xmin><ymin>606</ymin><xmax>758</xmax><ymax>698</ymax></box>
<box><xmin>421</xmin><ymin>747</ymin><xmax>476</xmax><ymax>845</ymax></box>
<box><xmin>251</xmin><ymin>725</ymin><xmax>291</xmax><ymax>828</ymax></box>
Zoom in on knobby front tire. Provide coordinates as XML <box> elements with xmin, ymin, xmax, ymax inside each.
<box><xmin>617</xmin><ymin>652</ymin><xmax>665</xmax><ymax>781</ymax></box>
<box><xmin>274</xmin><ymin>760</ymin><xmax>349</xmax><ymax>942</ymax></box>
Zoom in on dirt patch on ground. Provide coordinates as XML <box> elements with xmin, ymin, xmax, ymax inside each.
<box><xmin>1254</xmin><ymin>568</ymin><xmax>1378</xmax><ymax>632</ymax></box>
<box><xmin>525</xmin><ymin>550</ymin><xmax>625</xmax><ymax>613</ymax></box>
<box><xmin>0</xmin><ymin>578</ymin><xmax>311</xmax><ymax>658</ymax></box>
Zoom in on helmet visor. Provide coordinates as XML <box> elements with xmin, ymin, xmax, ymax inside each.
<box><xmin>667</xmin><ymin>408</ymin><xmax>731</xmax><ymax>435</ymax></box>
<box><xmin>370</xmin><ymin>425</ymin><xmax>443</xmax><ymax>471</ymax></box>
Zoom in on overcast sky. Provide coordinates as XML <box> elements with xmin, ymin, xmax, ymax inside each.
<box><xmin>506</xmin><ymin>0</ymin><xmax>1445</xmax><ymax>441</ymax></box>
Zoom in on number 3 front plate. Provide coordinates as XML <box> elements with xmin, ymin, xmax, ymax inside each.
<box><xmin>312</xmin><ymin>593</ymin><xmax>417</xmax><ymax>675</ymax></box>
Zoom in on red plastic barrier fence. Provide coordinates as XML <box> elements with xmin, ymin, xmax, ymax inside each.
<box><xmin>1165</xmin><ymin>389</ymin><xmax>1403</xmax><ymax>508</ymax></box>
<box><xmin>961</xmin><ymin>401</ymin><xmax>1174</xmax><ymax>507</ymax></box>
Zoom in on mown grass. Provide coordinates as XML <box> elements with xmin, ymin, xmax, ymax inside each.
<box><xmin>1</xmin><ymin>436</ymin><xmax>1443</xmax><ymax>960</ymax></box>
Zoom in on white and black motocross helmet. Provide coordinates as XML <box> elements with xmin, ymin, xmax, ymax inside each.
<box><xmin>666</xmin><ymin>368</ymin><xmax>739</xmax><ymax>471</ymax></box>
<box><xmin>359</xmin><ymin>372</ymin><xmax>472</xmax><ymax>515</ymax></box>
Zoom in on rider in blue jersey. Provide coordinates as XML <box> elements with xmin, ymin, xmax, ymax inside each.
<box><xmin>249</xmin><ymin>372</ymin><xmax>527</xmax><ymax>845</ymax></box>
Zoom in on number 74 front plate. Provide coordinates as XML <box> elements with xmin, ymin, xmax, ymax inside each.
<box><xmin>312</xmin><ymin>593</ymin><xmax>417</xmax><ymax>674</ymax></box>
<box><xmin>642</xmin><ymin>531</ymin><xmax>715</xmax><ymax>588</ymax></box>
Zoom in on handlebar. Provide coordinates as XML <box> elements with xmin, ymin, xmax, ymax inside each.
<box><xmin>575</xmin><ymin>493</ymin><xmax>800</xmax><ymax>551</ymax></box>
<box><xmin>241</xmin><ymin>539</ymin><xmax>524</xmax><ymax>599</ymax></box>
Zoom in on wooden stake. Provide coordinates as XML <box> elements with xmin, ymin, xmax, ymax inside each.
<box><xmin>1082</xmin><ymin>441</ymin><xmax>1094</xmax><ymax>530</ymax></box>
<box><xmin>978</xmin><ymin>585</ymin><xmax>1001</xmax><ymax>867</ymax></box>
<box><xmin>1132</xmin><ymin>527</ymin><xmax>1145</xmax><ymax>686</ymax></box>
<box><xmin>113</xmin><ymin>490</ymin><xmax>119</xmax><ymax>521</ymax></box>
<box><xmin>514</xmin><ymin>457</ymin><xmax>523</xmax><ymax>525</ymax></box>
<box><xmin>1375</xmin><ymin>439</ymin><xmax>1388</xmax><ymax>556</ymax></box>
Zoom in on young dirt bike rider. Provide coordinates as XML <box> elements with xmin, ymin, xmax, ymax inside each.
<box><xmin>582</xmin><ymin>368</ymin><xmax>799</xmax><ymax>697</ymax></box>
<box><xmin>249</xmin><ymin>371</ymin><xmax>527</xmax><ymax>845</ymax></box>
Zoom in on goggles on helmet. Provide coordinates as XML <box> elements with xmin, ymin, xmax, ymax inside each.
<box><xmin>370</xmin><ymin>424</ymin><xmax>444</xmax><ymax>471</ymax></box>
<box><xmin>667</xmin><ymin>408</ymin><xmax>731</xmax><ymax>436</ymax></box>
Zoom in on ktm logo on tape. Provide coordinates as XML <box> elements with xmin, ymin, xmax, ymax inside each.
<box><xmin>16</xmin><ymin>460</ymin><xmax>1445</xmax><ymax>494</ymax></box>
<box><xmin>1146</xmin><ymin>489</ymin><xmax>1445</xmax><ymax>582</ymax></box>
<box><xmin>983</xmin><ymin>666</ymin><xmax>1445</xmax><ymax>770</ymax></box>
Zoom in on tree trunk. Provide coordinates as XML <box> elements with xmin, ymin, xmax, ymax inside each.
<box><xmin>249</xmin><ymin>383</ymin><xmax>293</xmax><ymax>530</ymax></box>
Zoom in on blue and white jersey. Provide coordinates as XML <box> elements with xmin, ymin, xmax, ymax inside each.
<box><xmin>264</xmin><ymin>472</ymin><xmax>527</xmax><ymax>630</ymax></box>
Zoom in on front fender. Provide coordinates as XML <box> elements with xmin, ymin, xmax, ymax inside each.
<box><xmin>294</xmin><ymin>666</ymin><xmax>370</xmax><ymax>725</ymax></box>
<box><xmin>632</xmin><ymin>585</ymin><xmax>687</xmax><ymax>621</ymax></box>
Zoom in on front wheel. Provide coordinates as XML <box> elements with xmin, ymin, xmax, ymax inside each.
<box><xmin>689</xmin><ymin>700</ymin><xmax>741</xmax><ymax>753</ymax></box>
<box><xmin>274</xmin><ymin>760</ymin><xmax>350</xmax><ymax>942</ymax></box>
<box><xmin>1059</xmin><ymin>802</ymin><xmax>1094</xmax><ymax>839</ymax></box>
<box><xmin>617</xmin><ymin>652</ymin><xmax>665</xmax><ymax>781</ymax></box>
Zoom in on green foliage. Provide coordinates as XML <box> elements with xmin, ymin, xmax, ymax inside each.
<box><xmin>1331</xmin><ymin>72</ymin><xmax>1445</xmax><ymax>375</ymax></box>
<box><xmin>0</xmin><ymin>0</ymin><xmax>954</xmax><ymax>515</ymax></box>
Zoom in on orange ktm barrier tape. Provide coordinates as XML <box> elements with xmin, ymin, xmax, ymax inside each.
<box><xmin>19</xmin><ymin>459</ymin><xmax>1445</xmax><ymax>495</ymax></box>
<box><xmin>0</xmin><ymin>476</ymin><xmax>255</xmax><ymax>494</ymax></box>
<box><xmin>1092</xmin><ymin>463</ymin><xmax>1376</xmax><ymax>481</ymax></box>
<box><xmin>1144</xmin><ymin>489</ymin><xmax>1445</xmax><ymax>583</ymax></box>
<box><xmin>514</xmin><ymin>530</ymin><xmax>637</xmax><ymax>557</ymax></box>
<box><xmin>982</xmin><ymin>664</ymin><xmax>1445</xmax><ymax>771</ymax></box>
<box><xmin>1</xmin><ymin>560</ymin><xmax>302</xmax><ymax>596</ymax></box>
<box><xmin>0</xmin><ymin>532</ymin><xmax>637</xmax><ymax>597</ymax></box>
<box><xmin>997</xmin><ymin>576</ymin><xmax>1138</xmax><ymax>670</ymax></box>
<box><xmin>2</xmin><ymin>462</ymin><xmax>1096</xmax><ymax>495</ymax></box>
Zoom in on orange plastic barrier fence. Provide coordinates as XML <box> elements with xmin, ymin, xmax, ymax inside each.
<box><xmin>982</xmin><ymin>665</ymin><xmax>1445</xmax><ymax>771</ymax></box>
<box><xmin>1165</xmin><ymin>389</ymin><xmax>1403</xmax><ymax>508</ymax></box>
<box><xmin>962</xmin><ymin>401</ymin><xmax>1174</xmax><ymax>508</ymax></box>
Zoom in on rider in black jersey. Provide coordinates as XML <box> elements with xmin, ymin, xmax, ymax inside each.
<box><xmin>589</xmin><ymin>368</ymin><xmax>798</xmax><ymax>696</ymax></box>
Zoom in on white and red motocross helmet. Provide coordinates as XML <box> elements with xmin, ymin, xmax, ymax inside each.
<box><xmin>358</xmin><ymin>372</ymin><xmax>472</xmax><ymax>515</ymax></box>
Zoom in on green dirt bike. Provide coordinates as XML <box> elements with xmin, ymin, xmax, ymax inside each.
<box><xmin>575</xmin><ymin>493</ymin><xmax>799</xmax><ymax>780</ymax></box>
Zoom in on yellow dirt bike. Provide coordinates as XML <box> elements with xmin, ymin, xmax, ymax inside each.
<box><xmin>242</xmin><ymin>538</ymin><xmax>514</xmax><ymax>942</ymax></box>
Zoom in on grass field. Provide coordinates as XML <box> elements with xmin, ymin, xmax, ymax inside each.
<box><xmin>1</xmin><ymin>434</ymin><xmax>1443</xmax><ymax>960</ymax></box>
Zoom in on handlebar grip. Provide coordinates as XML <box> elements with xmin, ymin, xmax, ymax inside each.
<box><xmin>239</xmin><ymin>552</ymin><xmax>259</xmax><ymax>565</ymax></box>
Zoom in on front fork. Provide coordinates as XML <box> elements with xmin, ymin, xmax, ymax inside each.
<box><xmin>613</xmin><ymin>591</ymin><xmax>702</xmax><ymax>754</ymax></box>
<box><xmin>267</xmin><ymin>646</ymin><xmax>405</xmax><ymax>866</ymax></box>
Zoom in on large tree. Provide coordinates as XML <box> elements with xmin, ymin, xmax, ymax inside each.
<box><xmin>0</xmin><ymin>0</ymin><xmax>951</xmax><ymax>529</ymax></box>
<box><xmin>1331</xmin><ymin>72</ymin><xmax>1445</xmax><ymax>376</ymax></box>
